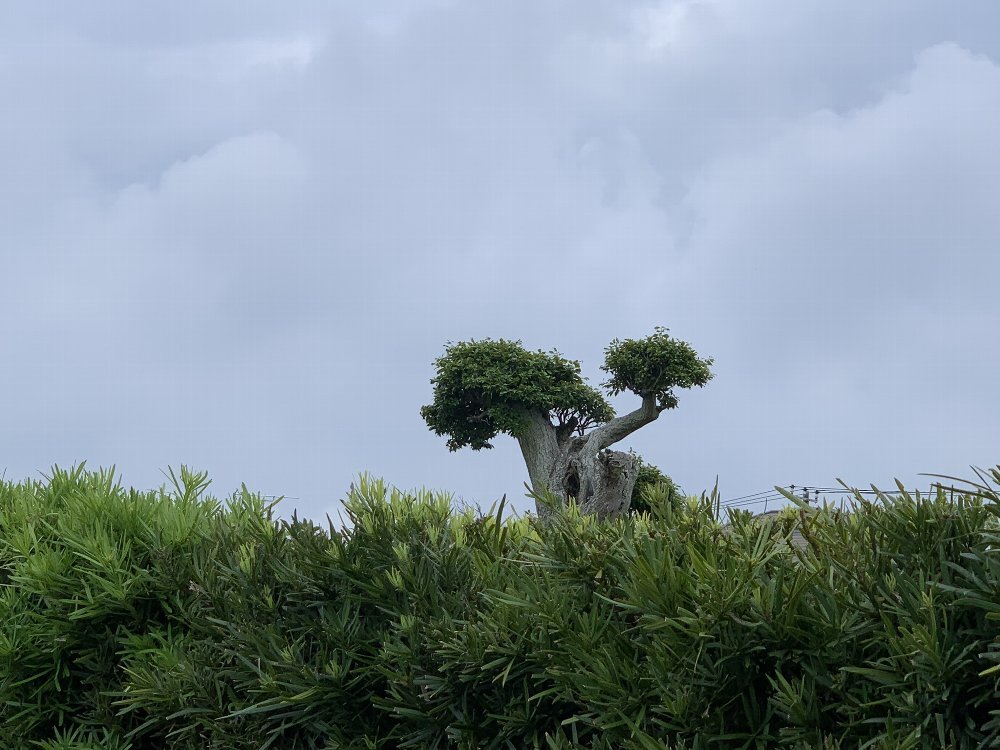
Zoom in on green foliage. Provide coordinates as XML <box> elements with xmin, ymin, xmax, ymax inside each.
<box><xmin>2</xmin><ymin>464</ymin><xmax>1000</xmax><ymax>748</ymax></box>
<box><xmin>627</xmin><ymin>453</ymin><xmax>684</xmax><ymax>516</ymax></box>
<box><xmin>0</xmin><ymin>464</ymin><xmax>224</xmax><ymax>749</ymax></box>
<box><xmin>420</xmin><ymin>339</ymin><xmax>614</xmax><ymax>451</ymax></box>
<box><xmin>602</xmin><ymin>327</ymin><xmax>714</xmax><ymax>411</ymax></box>
<box><xmin>420</xmin><ymin>330</ymin><xmax>713</xmax><ymax>452</ymax></box>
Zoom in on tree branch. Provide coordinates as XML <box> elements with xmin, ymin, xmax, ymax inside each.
<box><xmin>581</xmin><ymin>394</ymin><xmax>659</xmax><ymax>454</ymax></box>
<box><xmin>554</xmin><ymin>415</ymin><xmax>579</xmax><ymax>448</ymax></box>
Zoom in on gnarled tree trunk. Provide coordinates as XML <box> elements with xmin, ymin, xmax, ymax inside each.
<box><xmin>515</xmin><ymin>395</ymin><xmax>659</xmax><ymax>520</ymax></box>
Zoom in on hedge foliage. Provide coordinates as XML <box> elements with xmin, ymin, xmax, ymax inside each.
<box><xmin>1</xmin><ymin>464</ymin><xmax>999</xmax><ymax>749</ymax></box>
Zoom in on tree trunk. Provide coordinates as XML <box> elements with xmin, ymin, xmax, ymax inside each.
<box><xmin>515</xmin><ymin>396</ymin><xmax>658</xmax><ymax>520</ymax></box>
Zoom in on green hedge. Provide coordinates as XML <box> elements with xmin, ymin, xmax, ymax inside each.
<box><xmin>1</xmin><ymin>464</ymin><xmax>998</xmax><ymax>749</ymax></box>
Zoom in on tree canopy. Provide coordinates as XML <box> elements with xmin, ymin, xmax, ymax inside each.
<box><xmin>419</xmin><ymin>339</ymin><xmax>613</xmax><ymax>451</ymax></box>
<box><xmin>421</xmin><ymin>328</ymin><xmax>714</xmax><ymax>452</ymax></box>
<box><xmin>602</xmin><ymin>326</ymin><xmax>714</xmax><ymax>411</ymax></box>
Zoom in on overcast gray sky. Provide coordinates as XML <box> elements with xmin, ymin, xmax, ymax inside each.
<box><xmin>3</xmin><ymin>1</ymin><xmax>999</xmax><ymax>521</ymax></box>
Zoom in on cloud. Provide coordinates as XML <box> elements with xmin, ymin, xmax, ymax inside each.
<box><xmin>681</xmin><ymin>43</ymin><xmax>1000</xmax><ymax>328</ymax></box>
<box><xmin>2</xmin><ymin>3</ymin><xmax>999</xmax><ymax>519</ymax></box>
<box><xmin>148</xmin><ymin>37</ymin><xmax>321</xmax><ymax>84</ymax></box>
<box><xmin>648</xmin><ymin>42</ymin><xmax>1000</xmax><ymax>492</ymax></box>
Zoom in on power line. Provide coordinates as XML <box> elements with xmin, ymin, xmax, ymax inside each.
<box><xmin>719</xmin><ymin>482</ymin><xmax>966</xmax><ymax>513</ymax></box>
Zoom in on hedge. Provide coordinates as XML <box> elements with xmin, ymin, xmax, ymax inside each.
<box><xmin>1</xmin><ymin>464</ymin><xmax>998</xmax><ymax>749</ymax></box>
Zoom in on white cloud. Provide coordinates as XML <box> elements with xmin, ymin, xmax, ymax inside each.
<box><xmin>681</xmin><ymin>43</ymin><xmax>1000</xmax><ymax>320</ymax></box>
<box><xmin>653</xmin><ymin>42</ymin><xmax>1000</xmax><ymax>493</ymax></box>
<box><xmin>630</xmin><ymin>0</ymin><xmax>716</xmax><ymax>61</ymax></box>
<box><xmin>148</xmin><ymin>36</ymin><xmax>322</xmax><ymax>84</ymax></box>
<box><xmin>2</xmin><ymin>3</ymin><xmax>999</xmax><ymax>518</ymax></box>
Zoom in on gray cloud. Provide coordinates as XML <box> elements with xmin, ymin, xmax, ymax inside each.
<box><xmin>2</xmin><ymin>2</ymin><xmax>998</xmax><ymax>520</ymax></box>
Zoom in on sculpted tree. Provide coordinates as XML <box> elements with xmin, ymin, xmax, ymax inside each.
<box><xmin>421</xmin><ymin>328</ymin><xmax>713</xmax><ymax>519</ymax></box>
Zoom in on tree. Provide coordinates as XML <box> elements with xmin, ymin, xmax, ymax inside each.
<box><xmin>421</xmin><ymin>328</ymin><xmax>713</xmax><ymax>519</ymax></box>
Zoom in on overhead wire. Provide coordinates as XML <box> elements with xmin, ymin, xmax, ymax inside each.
<box><xmin>719</xmin><ymin>482</ymin><xmax>963</xmax><ymax>515</ymax></box>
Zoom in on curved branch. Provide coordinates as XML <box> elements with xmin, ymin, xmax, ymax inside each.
<box><xmin>581</xmin><ymin>394</ymin><xmax>659</xmax><ymax>454</ymax></box>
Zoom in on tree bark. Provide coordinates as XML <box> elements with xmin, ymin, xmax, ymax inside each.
<box><xmin>580</xmin><ymin>449</ymin><xmax>638</xmax><ymax>520</ymax></box>
<box><xmin>515</xmin><ymin>396</ymin><xmax>659</xmax><ymax>520</ymax></box>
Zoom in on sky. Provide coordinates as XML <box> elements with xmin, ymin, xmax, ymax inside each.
<box><xmin>3</xmin><ymin>1</ymin><xmax>999</xmax><ymax>522</ymax></box>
